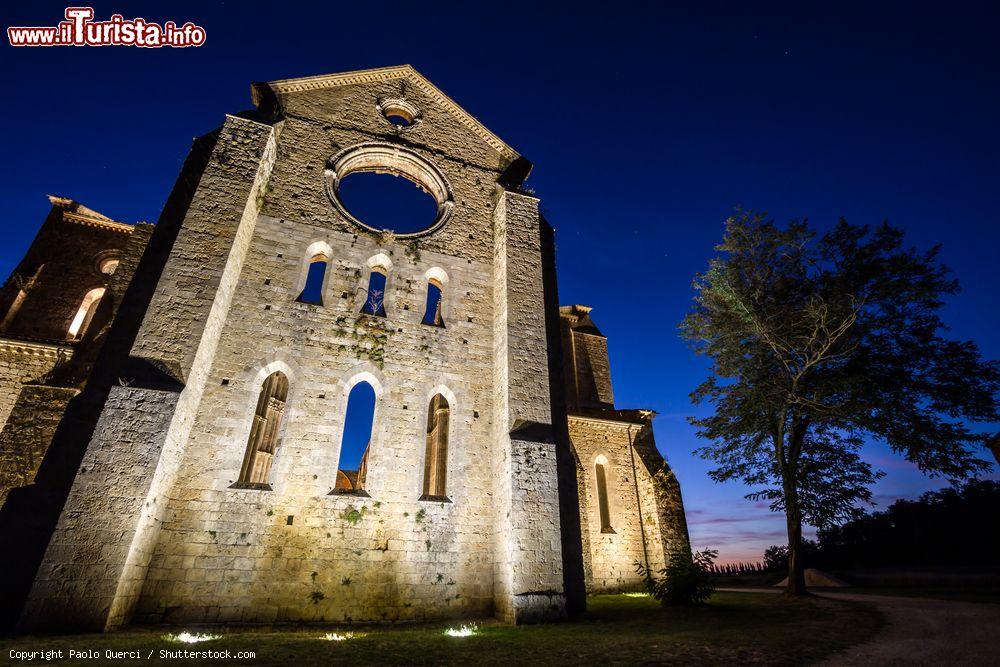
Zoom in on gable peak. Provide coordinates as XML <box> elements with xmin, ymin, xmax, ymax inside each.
<box><xmin>250</xmin><ymin>65</ymin><xmax>519</xmax><ymax>162</ymax></box>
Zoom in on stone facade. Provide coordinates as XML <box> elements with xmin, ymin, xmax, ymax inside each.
<box><xmin>1</xmin><ymin>66</ymin><xmax>687</xmax><ymax>632</ymax></box>
<box><xmin>0</xmin><ymin>199</ymin><xmax>150</xmax><ymax>504</ymax></box>
<box><xmin>0</xmin><ymin>340</ymin><xmax>72</xmax><ymax>441</ymax></box>
<box><xmin>559</xmin><ymin>305</ymin><xmax>690</xmax><ymax>593</ymax></box>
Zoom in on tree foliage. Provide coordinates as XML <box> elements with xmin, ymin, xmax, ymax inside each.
<box><xmin>815</xmin><ymin>478</ymin><xmax>1000</xmax><ymax>569</ymax></box>
<box><xmin>761</xmin><ymin>541</ymin><xmax>821</xmax><ymax>572</ymax></box>
<box><xmin>637</xmin><ymin>548</ymin><xmax>717</xmax><ymax>605</ymax></box>
<box><xmin>680</xmin><ymin>211</ymin><xmax>999</xmax><ymax>593</ymax></box>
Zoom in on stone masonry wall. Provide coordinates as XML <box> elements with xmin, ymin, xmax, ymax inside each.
<box><xmin>134</xmin><ymin>219</ymin><xmax>498</xmax><ymax>624</ymax></box>
<box><xmin>24</xmin><ymin>70</ymin><xmax>568</xmax><ymax>629</ymax></box>
<box><xmin>568</xmin><ymin>416</ymin><xmax>676</xmax><ymax>593</ymax></box>
<box><xmin>0</xmin><ymin>207</ymin><xmax>153</xmax><ymax>628</ymax></box>
<box><xmin>122</xmin><ymin>74</ymin><xmax>521</xmax><ymax>624</ymax></box>
<box><xmin>571</xmin><ymin>332</ymin><xmax>614</xmax><ymax>410</ymax></box>
<box><xmin>0</xmin><ymin>204</ymin><xmax>134</xmax><ymax>344</ymax></box>
<box><xmin>19</xmin><ymin>68</ymin><xmax>580</xmax><ymax>630</ymax></box>
<box><xmin>0</xmin><ymin>384</ymin><xmax>78</xmax><ymax>505</ymax></box>
<box><xmin>20</xmin><ymin>115</ymin><xmax>278</xmax><ymax>632</ymax></box>
<box><xmin>492</xmin><ymin>191</ymin><xmax>566</xmax><ymax>623</ymax></box>
<box><xmin>632</xmin><ymin>425</ymin><xmax>691</xmax><ymax>561</ymax></box>
<box><xmin>0</xmin><ymin>341</ymin><xmax>69</xmax><ymax>432</ymax></box>
<box><xmin>0</xmin><ymin>204</ymin><xmax>150</xmax><ymax>506</ymax></box>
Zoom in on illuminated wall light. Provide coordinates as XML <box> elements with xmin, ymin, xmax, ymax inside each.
<box><xmin>444</xmin><ymin>624</ymin><xmax>478</xmax><ymax>638</ymax></box>
<box><xmin>322</xmin><ymin>632</ymin><xmax>366</xmax><ymax>641</ymax></box>
<box><xmin>164</xmin><ymin>632</ymin><xmax>221</xmax><ymax>644</ymax></box>
<box><xmin>623</xmin><ymin>592</ymin><xmax>650</xmax><ymax>598</ymax></box>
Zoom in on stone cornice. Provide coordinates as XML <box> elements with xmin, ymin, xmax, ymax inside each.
<box><xmin>568</xmin><ymin>414</ymin><xmax>642</xmax><ymax>428</ymax></box>
<box><xmin>251</xmin><ymin>65</ymin><xmax>520</xmax><ymax>162</ymax></box>
<box><xmin>0</xmin><ymin>336</ymin><xmax>74</xmax><ymax>359</ymax></box>
<box><xmin>62</xmin><ymin>211</ymin><xmax>134</xmax><ymax>234</ymax></box>
<box><xmin>46</xmin><ymin>196</ymin><xmax>134</xmax><ymax>233</ymax></box>
<box><xmin>568</xmin><ymin>409</ymin><xmax>655</xmax><ymax>428</ymax></box>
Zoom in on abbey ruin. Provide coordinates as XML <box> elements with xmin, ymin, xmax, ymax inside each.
<box><xmin>0</xmin><ymin>66</ymin><xmax>689</xmax><ymax>632</ymax></box>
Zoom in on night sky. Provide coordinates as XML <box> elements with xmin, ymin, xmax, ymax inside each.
<box><xmin>3</xmin><ymin>2</ymin><xmax>997</xmax><ymax>563</ymax></box>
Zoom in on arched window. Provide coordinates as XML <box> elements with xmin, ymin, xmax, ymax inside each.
<box><xmin>422</xmin><ymin>393</ymin><xmax>450</xmax><ymax>498</ymax></box>
<box><xmin>421</xmin><ymin>267</ymin><xmax>448</xmax><ymax>327</ymax></box>
<box><xmin>236</xmin><ymin>371</ymin><xmax>288</xmax><ymax>488</ymax></box>
<box><xmin>67</xmin><ymin>287</ymin><xmax>106</xmax><ymax>340</ymax></box>
<box><xmin>595</xmin><ymin>456</ymin><xmax>614</xmax><ymax>533</ymax></box>
<box><xmin>297</xmin><ymin>253</ymin><xmax>329</xmax><ymax>305</ymax></box>
<box><xmin>361</xmin><ymin>266</ymin><xmax>388</xmax><ymax>317</ymax></box>
<box><xmin>422</xmin><ymin>279</ymin><xmax>444</xmax><ymax>327</ymax></box>
<box><xmin>334</xmin><ymin>380</ymin><xmax>376</xmax><ymax>494</ymax></box>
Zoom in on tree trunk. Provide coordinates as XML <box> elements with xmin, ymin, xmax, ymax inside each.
<box><xmin>782</xmin><ymin>479</ymin><xmax>808</xmax><ymax>596</ymax></box>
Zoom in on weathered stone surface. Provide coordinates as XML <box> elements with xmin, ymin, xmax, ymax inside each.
<box><xmin>0</xmin><ymin>198</ymin><xmax>135</xmax><ymax>345</ymax></box>
<box><xmin>560</xmin><ymin>306</ymin><xmax>690</xmax><ymax>594</ymax></box>
<box><xmin>4</xmin><ymin>66</ymin><xmax>688</xmax><ymax>631</ymax></box>
<box><xmin>0</xmin><ymin>342</ymin><xmax>71</xmax><ymax>432</ymax></box>
<box><xmin>0</xmin><ymin>198</ymin><xmax>152</xmax><ymax>506</ymax></box>
<box><xmin>0</xmin><ymin>384</ymin><xmax>78</xmax><ymax>504</ymax></box>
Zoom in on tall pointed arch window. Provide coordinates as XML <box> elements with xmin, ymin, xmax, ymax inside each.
<box><xmin>297</xmin><ymin>253</ymin><xmax>329</xmax><ymax>305</ymax></box>
<box><xmin>67</xmin><ymin>287</ymin><xmax>106</xmax><ymax>340</ymax></box>
<box><xmin>235</xmin><ymin>371</ymin><xmax>288</xmax><ymax>489</ymax></box>
<box><xmin>421</xmin><ymin>393</ymin><xmax>450</xmax><ymax>499</ymax></box>
<box><xmin>334</xmin><ymin>380</ymin><xmax>376</xmax><ymax>495</ymax></box>
<box><xmin>595</xmin><ymin>455</ymin><xmax>615</xmax><ymax>533</ymax></box>
<box><xmin>361</xmin><ymin>266</ymin><xmax>388</xmax><ymax>316</ymax></box>
<box><xmin>422</xmin><ymin>279</ymin><xmax>444</xmax><ymax>327</ymax></box>
<box><xmin>421</xmin><ymin>267</ymin><xmax>448</xmax><ymax>327</ymax></box>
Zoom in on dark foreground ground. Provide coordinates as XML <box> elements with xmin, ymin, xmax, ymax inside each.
<box><xmin>810</xmin><ymin>591</ymin><xmax>1000</xmax><ymax>666</ymax></box>
<box><xmin>2</xmin><ymin>593</ymin><xmax>880</xmax><ymax>666</ymax></box>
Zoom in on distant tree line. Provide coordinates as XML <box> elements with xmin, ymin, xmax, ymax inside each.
<box><xmin>762</xmin><ymin>479</ymin><xmax>1000</xmax><ymax>571</ymax></box>
<box><xmin>709</xmin><ymin>562</ymin><xmax>770</xmax><ymax>576</ymax></box>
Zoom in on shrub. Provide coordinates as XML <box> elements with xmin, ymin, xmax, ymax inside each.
<box><xmin>636</xmin><ymin>548</ymin><xmax>718</xmax><ymax>605</ymax></box>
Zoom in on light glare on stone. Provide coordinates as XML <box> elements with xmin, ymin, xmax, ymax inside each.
<box><xmin>444</xmin><ymin>624</ymin><xmax>478</xmax><ymax>637</ymax></box>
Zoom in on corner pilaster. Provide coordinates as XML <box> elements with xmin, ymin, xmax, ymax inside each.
<box><xmin>491</xmin><ymin>190</ymin><xmax>566</xmax><ymax>623</ymax></box>
<box><xmin>18</xmin><ymin>115</ymin><xmax>278</xmax><ymax>632</ymax></box>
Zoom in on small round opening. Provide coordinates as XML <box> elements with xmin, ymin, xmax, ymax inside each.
<box><xmin>385</xmin><ymin>112</ymin><xmax>413</xmax><ymax>127</ymax></box>
<box><xmin>98</xmin><ymin>257</ymin><xmax>119</xmax><ymax>276</ymax></box>
<box><xmin>379</xmin><ymin>99</ymin><xmax>420</xmax><ymax>130</ymax></box>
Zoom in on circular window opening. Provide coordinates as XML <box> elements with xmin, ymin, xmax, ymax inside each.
<box><xmin>325</xmin><ymin>143</ymin><xmax>455</xmax><ymax>238</ymax></box>
<box><xmin>385</xmin><ymin>111</ymin><xmax>413</xmax><ymax>127</ymax></box>
<box><xmin>96</xmin><ymin>255</ymin><xmax>120</xmax><ymax>276</ymax></box>
<box><xmin>379</xmin><ymin>99</ymin><xmax>420</xmax><ymax>129</ymax></box>
<box><xmin>338</xmin><ymin>171</ymin><xmax>439</xmax><ymax>235</ymax></box>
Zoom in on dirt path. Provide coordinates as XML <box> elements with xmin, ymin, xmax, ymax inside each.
<box><xmin>718</xmin><ymin>588</ymin><xmax>1000</xmax><ymax>665</ymax></box>
<box><xmin>813</xmin><ymin>591</ymin><xmax>1000</xmax><ymax>666</ymax></box>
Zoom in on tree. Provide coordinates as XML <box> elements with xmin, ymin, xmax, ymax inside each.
<box><xmin>636</xmin><ymin>548</ymin><xmax>717</xmax><ymax>605</ymax></box>
<box><xmin>763</xmin><ymin>545</ymin><xmax>789</xmax><ymax>572</ymax></box>
<box><xmin>813</xmin><ymin>479</ymin><xmax>1000</xmax><ymax>569</ymax></box>
<box><xmin>680</xmin><ymin>211</ymin><xmax>999</xmax><ymax>595</ymax></box>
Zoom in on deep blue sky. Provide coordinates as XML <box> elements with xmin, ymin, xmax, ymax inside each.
<box><xmin>3</xmin><ymin>2</ymin><xmax>998</xmax><ymax>563</ymax></box>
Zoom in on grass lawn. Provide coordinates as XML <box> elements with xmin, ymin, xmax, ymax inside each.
<box><xmin>2</xmin><ymin>592</ymin><xmax>883</xmax><ymax>666</ymax></box>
